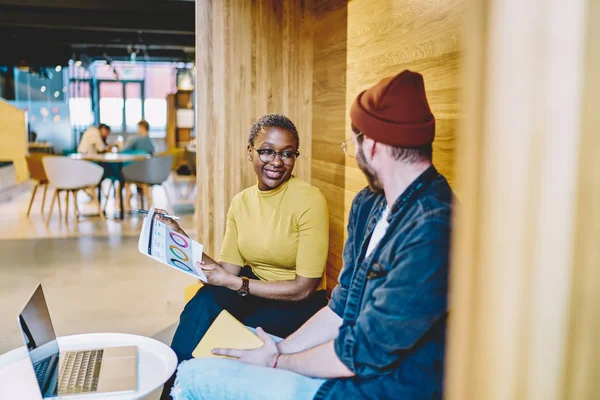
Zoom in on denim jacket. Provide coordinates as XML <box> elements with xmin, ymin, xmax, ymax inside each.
<box><xmin>314</xmin><ymin>166</ymin><xmax>454</xmax><ymax>400</ymax></box>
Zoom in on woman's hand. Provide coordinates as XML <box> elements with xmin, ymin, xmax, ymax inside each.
<box><xmin>154</xmin><ymin>208</ymin><xmax>185</xmax><ymax>235</ymax></box>
<box><xmin>196</xmin><ymin>261</ymin><xmax>241</xmax><ymax>289</ymax></box>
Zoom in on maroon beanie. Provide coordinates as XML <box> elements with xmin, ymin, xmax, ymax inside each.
<box><xmin>350</xmin><ymin>70</ymin><xmax>435</xmax><ymax>147</ymax></box>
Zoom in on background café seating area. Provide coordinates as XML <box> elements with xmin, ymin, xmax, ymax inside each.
<box><xmin>1</xmin><ymin>0</ymin><xmax>600</xmax><ymax>399</ymax></box>
<box><xmin>0</xmin><ymin>3</ymin><xmax>202</xmax><ymax>395</ymax></box>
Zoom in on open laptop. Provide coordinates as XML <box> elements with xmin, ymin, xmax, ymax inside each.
<box><xmin>17</xmin><ymin>284</ymin><xmax>138</xmax><ymax>398</ymax></box>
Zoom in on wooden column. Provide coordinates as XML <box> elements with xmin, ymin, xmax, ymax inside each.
<box><xmin>311</xmin><ymin>0</ymin><xmax>348</xmax><ymax>292</ymax></box>
<box><xmin>446</xmin><ymin>0</ymin><xmax>599</xmax><ymax>398</ymax></box>
<box><xmin>562</xmin><ymin>0</ymin><xmax>600</xmax><ymax>397</ymax></box>
<box><xmin>195</xmin><ymin>0</ymin><xmax>314</xmax><ymax>257</ymax></box>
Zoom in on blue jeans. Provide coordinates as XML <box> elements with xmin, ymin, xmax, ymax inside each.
<box><xmin>170</xmin><ymin>268</ymin><xmax>327</xmax><ymax>363</ymax></box>
<box><xmin>171</xmin><ymin>358</ymin><xmax>326</xmax><ymax>400</ymax></box>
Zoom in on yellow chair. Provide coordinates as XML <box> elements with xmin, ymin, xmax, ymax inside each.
<box><xmin>157</xmin><ymin>148</ymin><xmax>186</xmax><ymax>173</ymax></box>
<box><xmin>25</xmin><ymin>153</ymin><xmax>50</xmax><ymax>216</ymax></box>
<box><xmin>184</xmin><ymin>282</ymin><xmax>204</xmax><ymax>303</ymax></box>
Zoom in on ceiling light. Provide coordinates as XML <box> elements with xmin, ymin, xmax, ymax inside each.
<box><xmin>54</xmin><ymin>91</ymin><xmax>60</xmax><ymax>98</ymax></box>
<box><xmin>40</xmin><ymin>86</ymin><xmax>46</xmax><ymax>93</ymax></box>
<box><xmin>75</xmin><ymin>60</ymin><xmax>82</xmax><ymax>67</ymax></box>
<box><xmin>55</xmin><ymin>65</ymin><xmax>62</xmax><ymax>72</ymax></box>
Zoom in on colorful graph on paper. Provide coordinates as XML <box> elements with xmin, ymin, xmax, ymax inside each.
<box><xmin>138</xmin><ymin>207</ymin><xmax>207</xmax><ymax>281</ymax></box>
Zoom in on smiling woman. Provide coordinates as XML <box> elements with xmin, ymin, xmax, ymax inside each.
<box><xmin>159</xmin><ymin>114</ymin><xmax>330</xmax><ymax>399</ymax></box>
<box><xmin>248</xmin><ymin>114</ymin><xmax>301</xmax><ymax>190</ymax></box>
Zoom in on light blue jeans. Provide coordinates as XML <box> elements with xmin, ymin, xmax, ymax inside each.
<box><xmin>171</xmin><ymin>358</ymin><xmax>326</xmax><ymax>400</ymax></box>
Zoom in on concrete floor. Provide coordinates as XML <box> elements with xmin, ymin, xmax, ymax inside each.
<box><xmin>0</xmin><ymin>179</ymin><xmax>198</xmax><ymax>399</ymax></box>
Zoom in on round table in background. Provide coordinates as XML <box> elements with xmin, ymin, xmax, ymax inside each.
<box><xmin>69</xmin><ymin>153</ymin><xmax>151</xmax><ymax>220</ymax></box>
<box><xmin>0</xmin><ymin>333</ymin><xmax>177</xmax><ymax>400</ymax></box>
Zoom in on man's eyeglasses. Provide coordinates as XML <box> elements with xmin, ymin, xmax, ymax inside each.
<box><xmin>254</xmin><ymin>148</ymin><xmax>300</xmax><ymax>164</ymax></box>
<box><xmin>341</xmin><ymin>132</ymin><xmax>364</xmax><ymax>158</ymax></box>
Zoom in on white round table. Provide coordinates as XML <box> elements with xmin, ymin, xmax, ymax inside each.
<box><xmin>0</xmin><ymin>333</ymin><xmax>177</xmax><ymax>400</ymax></box>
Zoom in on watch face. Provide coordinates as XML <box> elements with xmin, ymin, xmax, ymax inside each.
<box><xmin>238</xmin><ymin>290</ymin><xmax>249</xmax><ymax>297</ymax></box>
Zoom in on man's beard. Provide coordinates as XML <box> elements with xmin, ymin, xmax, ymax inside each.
<box><xmin>356</xmin><ymin>144</ymin><xmax>384</xmax><ymax>193</ymax></box>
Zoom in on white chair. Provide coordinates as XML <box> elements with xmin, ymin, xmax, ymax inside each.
<box><xmin>42</xmin><ymin>157</ymin><xmax>105</xmax><ymax>225</ymax></box>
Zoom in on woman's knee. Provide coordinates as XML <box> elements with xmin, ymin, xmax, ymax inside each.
<box><xmin>183</xmin><ymin>284</ymin><xmax>235</xmax><ymax>313</ymax></box>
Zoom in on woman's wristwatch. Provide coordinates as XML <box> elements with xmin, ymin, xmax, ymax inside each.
<box><xmin>237</xmin><ymin>277</ymin><xmax>250</xmax><ymax>297</ymax></box>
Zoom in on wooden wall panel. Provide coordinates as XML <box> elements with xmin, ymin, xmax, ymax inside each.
<box><xmin>564</xmin><ymin>2</ymin><xmax>600</xmax><ymax>394</ymax></box>
<box><xmin>312</xmin><ymin>0</ymin><xmax>461</xmax><ymax>289</ymax></box>
<box><xmin>344</xmin><ymin>0</ymin><xmax>462</xmax><ymax>202</ymax></box>
<box><xmin>198</xmin><ymin>0</ymin><xmax>461</xmax><ymax>290</ymax></box>
<box><xmin>445</xmin><ymin>0</ymin><xmax>594</xmax><ymax>398</ymax></box>
<box><xmin>311</xmin><ymin>0</ymin><xmax>348</xmax><ymax>291</ymax></box>
<box><xmin>0</xmin><ymin>99</ymin><xmax>28</xmax><ymax>183</ymax></box>
<box><xmin>195</xmin><ymin>0</ymin><xmax>314</xmax><ymax>257</ymax></box>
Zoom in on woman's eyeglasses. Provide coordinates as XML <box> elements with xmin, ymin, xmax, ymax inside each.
<box><xmin>341</xmin><ymin>132</ymin><xmax>363</xmax><ymax>158</ymax></box>
<box><xmin>254</xmin><ymin>148</ymin><xmax>299</xmax><ymax>164</ymax></box>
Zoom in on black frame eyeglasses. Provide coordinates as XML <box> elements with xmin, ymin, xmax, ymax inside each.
<box><xmin>254</xmin><ymin>148</ymin><xmax>300</xmax><ymax>164</ymax></box>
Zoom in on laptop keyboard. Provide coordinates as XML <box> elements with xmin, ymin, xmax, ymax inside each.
<box><xmin>33</xmin><ymin>357</ymin><xmax>52</xmax><ymax>386</ymax></box>
<box><xmin>58</xmin><ymin>349</ymin><xmax>104</xmax><ymax>394</ymax></box>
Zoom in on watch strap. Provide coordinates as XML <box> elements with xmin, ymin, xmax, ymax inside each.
<box><xmin>238</xmin><ymin>277</ymin><xmax>250</xmax><ymax>296</ymax></box>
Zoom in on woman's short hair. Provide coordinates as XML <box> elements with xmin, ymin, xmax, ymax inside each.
<box><xmin>248</xmin><ymin>114</ymin><xmax>300</xmax><ymax>150</ymax></box>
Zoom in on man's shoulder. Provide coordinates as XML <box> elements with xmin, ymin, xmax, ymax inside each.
<box><xmin>413</xmin><ymin>175</ymin><xmax>454</xmax><ymax>222</ymax></box>
<box><xmin>351</xmin><ymin>187</ymin><xmax>383</xmax><ymax>211</ymax></box>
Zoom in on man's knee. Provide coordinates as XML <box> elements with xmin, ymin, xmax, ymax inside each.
<box><xmin>178</xmin><ymin>358</ymin><xmax>240</xmax><ymax>377</ymax></box>
<box><xmin>172</xmin><ymin>358</ymin><xmax>243</xmax><ymax>399</ymax></box>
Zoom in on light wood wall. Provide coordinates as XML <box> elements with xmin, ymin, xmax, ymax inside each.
<box><xmin>563</xmin><ymin>1</ymin><xmax>600</xmax><ymax>395</ymax></box>
<box><xmin>195</xmin><ymin>0</ymin><xmax>314</xmax><ymax>257</ymax></box>
<box><xmin>196</xmin><ymin>0</ymin><xmax>461</xmax><ymax>288</ymax></box>
<box><xmin>311</xmin><ymin>0</ymin><xmax>462</xmax><ymax>288</ymax></box>
<box><xmin>0</xmin><ymin>99</ymin><xmax>28</xmax><ymax>183</ymax></box>
<box><xmin>344</xmin><ymin>0</ymin><xmax>461</xmax><ymax>195</ymax></box>
<box><xmin>311</xmin><ymin>0</ymin><xmax>348</xmax><ymax>290</ymax></box>
<box><xmin>445</xmin><ymin>0</ymin><xmax>599</xmax><ymax>398</ymax></box>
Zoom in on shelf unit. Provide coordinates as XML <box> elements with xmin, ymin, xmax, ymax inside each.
<box><xmin>166</xmin><ymin>89</ymin><xmax>194</xmax><ymax>148</ymax></box>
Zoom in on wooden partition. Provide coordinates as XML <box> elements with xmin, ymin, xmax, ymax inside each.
<box><xmin>196</xmin><ymin>0</ymin><xmax>462</xmax><ymax>287</ymax></box>
<box><xmin>0</xmin><ymin>99</ymin><xmax>28</xmax><ymax>183</ymax></box>
<box><xmin>445</xmin><ymin>0</ymin><xmax>599</xmax><ymax>398</ymax></box>
<box><xmin>311</xmin><ymin>0</ymin><xmax>462</xmax><ymax>289</ymax></box>
<box><xmin>195</xmin><ymin>0</ymin><xmax>314</xmax><ymax>257</ymax></box>
<box><xmin>311</xmin><ymin>0</ymin><xmax>348</xmax><ymax>290</ymax></box>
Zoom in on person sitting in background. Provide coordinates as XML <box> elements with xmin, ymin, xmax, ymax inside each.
<box><xmin>159</xmin><ymin>114</ymin><xmax>330</xmax><ymax>399</ymax></box>
<box><xmin>77</xmin><ymin>123</ymin><xmax>111</xmax><ymax>154</ymax></box>
<box><xmin>170</xmin><ymin>71</ymin><xmax>454</xmax><ymax>400</ymax></box>
<box><xmin>122</xmin><ymin>120</ymin><xmax>155</xmax><ymax>154</ymax></box>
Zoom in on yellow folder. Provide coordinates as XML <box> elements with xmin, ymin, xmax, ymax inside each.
<box><xmin>192</xmin><ymin>310</ymin><xmax>264</xmax><ymax>359</ymax></box>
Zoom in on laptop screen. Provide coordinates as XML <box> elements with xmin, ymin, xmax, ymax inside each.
<box><xmin>18</xmin><ymin>285</ymin><xmax>59</xmax><ymax>397</ymax></box>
